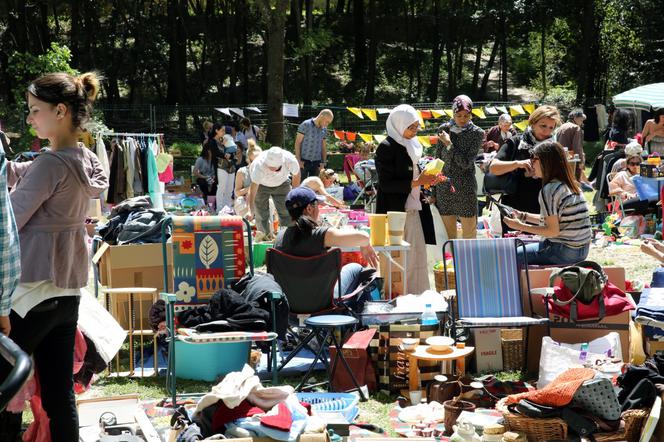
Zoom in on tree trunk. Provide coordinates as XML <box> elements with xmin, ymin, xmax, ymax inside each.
<box><xmin>37</xmin><ymin>0</ymin><xmax>50</xmax><ymax>52</ymax></box>
<box><xmin>166</xmin><ymin>0</ymin><xmax>188</xmax><ymax>105</ymax></box>
<box><xmin>364</xmin><ymin>0</ymin><xmax>377</xmax><ymax>103</ymax></box>
<box><xmin>427</xmin><ymin>0</ymin><xmax>441</xmax><ymax>102</ymax></box>
<box><xmin>479</xmin><ymin>38</ymin><xmax>499</xmax><ymax>99</ymax></box>
<box><xmin>260</xmin><ymin>0</ymin><xmax>289</xmax><ymax>146</ymax></box>
<box><xmin>302</xmin><ymin>0</ymin><xmax>313</xmax><ymax>105</ymax></box>
<box><xmin>351</xmin><ymin>0</ymin><xmax>366</xmax><ymax>81</ymax></box>
<box><xmin>336</xmin><ymin>0</ymin><xmax>345</xmax><ymax>14</ymax></box>
<box><xmin>500</xmin><ymin>15</ymin><xmax>507</xmax><ymax>101</ymax></box>
<box><xmin>455</xmin><ymin>41</ymin><xmax>464</xmax><ymax>87</ymax></box>
<box><xmin>70</xmin><ymin>0</ymin><xmax>80</xmax><ymax>64</ymax></box>
<box><xmin>540</xmin><ymin>26</ymin><xmax>547</xmax><ymax>97</ymax></box>
<box><xmin>52</xmin><ymin>0</ymin><xmax>61</xmax><ymax>35</ymax></box>
<box><xmin>471</xmin><ymin>42</ymin><xmax>482</xmax><ymax>94</ymax></box>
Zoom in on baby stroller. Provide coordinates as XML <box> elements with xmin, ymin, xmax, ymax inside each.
<box><xmin>0</xmin><ymin>333</ymin><xmax>32</xmax><ymax>412</ymax></box>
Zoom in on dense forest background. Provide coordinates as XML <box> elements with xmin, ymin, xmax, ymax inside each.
<box><xmin>1</xmin><ymin>0</ymin><xmax>662</xmax><ymax>147</ymax></box>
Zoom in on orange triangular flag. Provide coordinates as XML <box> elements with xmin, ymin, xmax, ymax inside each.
<box><xmin>361</xmin><ymin>108</ymin><xmax>377</xmax><ymax>121</ymax></box>
<box><xmin>345</xmin><ymin>131</ymin><xmax>357</xmax><ymax>141</ymax></box>
<box><xmin>347</xmin><ymin>107</ymin><xmax>364</xmax><ymax>118</ymax></box>
<box><xmin>429</xmin><ymin>136</ymin><xmax>439</xmax><ymax>145</ymax></box>
<box><xmin>420</xmin><ymin>110</ymin><xmax>433</xmax><ymax>120</ymax></box>
<box><xmin>333</xmin><ymin>130</ymin><xmax>346</xmax><ymax>140</ymax></box>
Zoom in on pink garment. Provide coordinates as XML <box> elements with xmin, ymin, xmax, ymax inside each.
<box><xmin>158</xmin><ymin>163</ymin><xmax>174</xmax><ymax>183</ymax></box>
<box><xmin>23</xmin><ymin>374</ymin><xmax>49</xmax><ymax>442</ymax></box>
<box><xmin>343</xmin><ymin>154</ymin><xmax>361</xmax><ymax>182</ymax></box>
<box><xmin>608</xmin><ymin>171</ymin><xmax>637</xmax><ymax>200</ymax></box>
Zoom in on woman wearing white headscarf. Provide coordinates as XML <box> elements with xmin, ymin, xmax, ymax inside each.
<box><xmin>375</xmin><ymin>105</ymin><xmax>441</xmax><ymax>294</ymax></box>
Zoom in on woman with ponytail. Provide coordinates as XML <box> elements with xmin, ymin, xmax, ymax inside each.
<box><xmin>1</xmin><ymin>72</ymin><xmax>108</xmax><ymax>440</ymax></box>
<box><xmin>274</xmin><ymin>187</ymin><xmax>378</xmax><ymax>297</ymax></box>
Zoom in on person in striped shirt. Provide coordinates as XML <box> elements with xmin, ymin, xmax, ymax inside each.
<box><xmin>504</xmin><ymin>141</ymin><xmax>592</xmax><ymax>265</ymax></box>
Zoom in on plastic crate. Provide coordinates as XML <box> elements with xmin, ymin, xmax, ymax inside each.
<box><xmin>174</xmin><ymin>340</ymin><xmax>250</xmax><ymax>382</ymax></box>
<box><xmin>296</xmin><ymin>392</ymin><xmax>360</xmax><ymax>423</ymax></box>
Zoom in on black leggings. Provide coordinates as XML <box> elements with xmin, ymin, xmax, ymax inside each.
<box><xmin>196</xmin><ymin>177</ymin><xmax>218</xmax><ymax>199</ymax></box>
<box><xmin>0</xmin><ymin>296</ymin><xmax>81</xmax><ymax>442</ymax></box>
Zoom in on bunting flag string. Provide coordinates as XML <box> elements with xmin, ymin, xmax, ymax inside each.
<box><xmin>345</xmin><ymin>131</ymin><xmax>357</xmax><ymax>141</ymax></box>
<box><xmin>509</xmin><ymin>105</ymin><xmax>526</xmax><ymax>116</ymax></box>
<box><xmin>359</xmin><ymin>133</ymin><xmax>373</xmax><ymax>143</ymax></box>
<box><xmin>523</xmin><ymin>104</ymin><xmax>535</xmax><ymax>114</ymax></box>
<box><xmin>471</xmin><ymin>108</ymin><xmax>487</xmax><ymax>119</ymax></box>
<box><xmin>361</xmin><ymin>108</ymin><xmax>377</xmax><ymax>121</ymax></box>
<box><xmin>373</xmin><ymin>134</ymin><xmax>386</xmax><ymax>143</ymax></box>
<box><xmin>514</xmin><ymin>120</ymin><xmax>529</xmax><ymax>131</ymax></box>
<box><xmin>418</xmin><ymin>135</ymin><xmax>431</xmax><ymax>147</ymax></box>
<box><xmin>496</xmin><ymin>106</ymin><xmax>508</xmax><ymax>114</ymax></box>
<box><xmin>347</xmin><ymin>107</ymin><xmax>364</xmax><ymax>118</ymax></box>
<box><xmin>333</xmin><ymin>130</ymin><xmax>346</xmax><ymax>140</ymax></box>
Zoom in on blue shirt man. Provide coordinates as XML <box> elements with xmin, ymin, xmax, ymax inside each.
<box><xmin>295</xmin><ymin>109</ymin><xmax>334</xmax><ymax>179</ymax></box>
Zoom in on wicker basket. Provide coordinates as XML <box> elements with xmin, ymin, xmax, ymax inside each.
<box><xmin>501</xmin><ymin>328</ymin><xmax>525</xmax><ymax>371</ymax></box>
<box><xmin>496</xmin><ymin>399</ymin><xmax>649</xmax><ymax>442</ymax></box>
<box><xmin>434</xmin><ymin>267</ymin><xmax>456</xmax><ymax>292</ymax></box>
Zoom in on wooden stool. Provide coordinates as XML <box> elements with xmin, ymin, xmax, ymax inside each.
<box><xmin>101</xmin><ymin>287</ymin><xmax>158</xmax><ymax>377</ymax></box>
<box><xmin>407</xmin><ymin>345</ymin><xmax>475</xmax><ymax>394</ymax></box>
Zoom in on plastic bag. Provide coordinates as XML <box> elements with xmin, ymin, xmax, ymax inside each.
<box><xmin>618</xmin><ymin>215</ymin><xmax>645</xmax><ymax>238</ymax></box>
<box><xmin>489</xmin><ymin>203</ymin><xmax>503</xmax><ymax>237</ymax></box>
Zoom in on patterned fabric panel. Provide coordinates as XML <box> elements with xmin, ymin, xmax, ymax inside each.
<box><xmin>178</xmin><ymin>331</ymin><xmax>277</xmax><ymax>343</ymax></box>
<box><xmin>452</xmin><ymin>238</ymin><xmax>522</xmax><ymax>318</ymax></box>
<box><xmin>171</xmin><ymin>216</ymin><xmax>246</xmax><ymax>305</ymax></box>
<box><xmin>460</xmin><ymin>317</ymin><xmax>548</xmax><ymax>327</ymax></box>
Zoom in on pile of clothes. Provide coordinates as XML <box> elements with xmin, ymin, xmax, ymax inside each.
<box><xmin>169</xmin><ymin>365</ymin><xmax>326</xmax><ymax>441</ymax></box>
<box><xmin>97</xmin><ymin>195</ymin><xmax>171</xmax><ymax>245</ymax></box>
<box><xmin>617</xmin><ymin>352</ymin><xmax>664</xmax><ymax>411</ymax></box>
<box><xmin>505</xmin><ymin>368</ymin><xmax>625</xmax><ymax>437</ymax></box>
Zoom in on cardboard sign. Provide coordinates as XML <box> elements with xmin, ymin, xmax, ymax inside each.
<box><xmin>472</xmin><ymin>328</ymin><xmax>503</xmax><ymax>372</ymax></box>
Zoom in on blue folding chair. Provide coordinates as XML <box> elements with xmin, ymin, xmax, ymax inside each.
<box><xmin>443</xmin><ymin>238</ymin><xmax>550</xmax><ymax>369</ymax></box>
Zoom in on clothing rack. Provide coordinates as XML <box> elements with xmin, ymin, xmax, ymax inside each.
<box><xmin>99</xmin><ymin>132</ymin><xmax>164</xmax><ymax>137</ymax></box>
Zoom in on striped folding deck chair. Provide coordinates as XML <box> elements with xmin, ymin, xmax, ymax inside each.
<box><xmin>443</xmin><ymin>238</ymin><xmax>549</xmax><ymax>366</ymax></box>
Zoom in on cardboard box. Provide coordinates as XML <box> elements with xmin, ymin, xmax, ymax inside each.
<box><xmin>330</xmin><ymin>328</ymin><xmax>376</xmax><ymax>392</ymax></box>
<box><xmin>521</xmin><ymin>266</ymin><xmax>629</xmax><ymax>374</ymax></box>
<box><xmin>379</xmin><ymin>250</ymin><xmax>405</xmax><ymax>297</ymax></box>
<box><xmin>225</xmin><ymin>434</ymin><xmax>330</xmax><ymax>442</ymax></box>
<box><xmin>93</xmin><ymin>242</ymin><xmax>173</xmax><ymax>330</ymax></box>
<box><xmin>472</xmin><ymin>328</ymin><xmax>503</xmax><ymax>372</ymax></box>
<box><xmin>647</xmin><ymin>339</ymin><xmax>664</xmax><ymax>356</ymax></box>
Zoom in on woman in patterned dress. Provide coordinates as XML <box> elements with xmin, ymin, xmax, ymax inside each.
<box><xmin>435</xmin><ymin>95</ymin><xmax>485</xmax><ymax>239</ymax></box>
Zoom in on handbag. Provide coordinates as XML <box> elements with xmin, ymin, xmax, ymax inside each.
<box><xmin>548</xmin><ymin>260</ymin><xmax>608</xmax><ymax>322</ymax></box>
<box><xmin>571</xmin><ymin>377</ymin><xmax>622</xmax><ymax>421</ymax></box>
<box><xmin>483</xmin><ymin>171</ymin><xmax>518</xmax><ymax>195</ymax></box>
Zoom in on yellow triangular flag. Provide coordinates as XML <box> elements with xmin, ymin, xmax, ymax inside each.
<box><xmin>444</xmin><ymin>109</ymin><xmax>453</xmax><ymax>117</ymax></box>
<box><xmin>523</xmin><ymin>104</ymin><xmax>536</xmax><ymax>114</ymax></box>
<box><xmin>361</xmin><ymin>108</ymin><xmax>377</xmax><ymax>121</ymax></box>
<box><xmin>509</xmin><ymin>105</ymin><xmax>526</xmax><ymax>116</ymax></box>
<box><xmin>418</xmin><ymin>136</ymin><xmax>431</xmax><ymax>147</ymax></box>
<box><xmin>514</xmin><ymin>120</ymin><xmax>529</xmax><ymax>131</ymax></box>
<box><xmin>472</xmin><ymin>108</ymin><xmax>486</xmax><ymax>119</ymax></box>
<box><xmin>359</xmin><ymin>133</ymin><xmax>373</xmax><ymax>143</ymax></box>
<box><xmin>347</xmin><ymin>107</ymin><xmax>364</xmax><ymax>119</ymax></box>
<box><xmin>373</xmin><ymin>134</ymin><xmax>386</xmax><ymax>143</ymax></box>
<box><xmin>496</xmin><ymin>106</ymin><xmax>508</xmax><ymax>114</ymax></box>
<box><xmin>416</xmin><ymin>111</ymin><xmax>425</xmax><ymax>128</ymax></box>
<box><xmin>431</xmin><ymin>109</ymin><xmax>445</xmax><ymax>118</ymax></box>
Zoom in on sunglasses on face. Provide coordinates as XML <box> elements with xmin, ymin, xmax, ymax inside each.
<box><xmin>628</xmin><ymin>161</ymin><xmax>641</xmax><ymax>166</ymax></box>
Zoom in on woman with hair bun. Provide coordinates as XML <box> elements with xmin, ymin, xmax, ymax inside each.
<box><xmin>0</xmin><ymin>72</ymin><xmax>108</xmax><ymax>440</ymax></box>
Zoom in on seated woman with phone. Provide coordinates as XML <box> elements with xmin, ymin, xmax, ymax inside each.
<box><xmin>503</xmin><ymin>141</ymin><xmax>592</xmax><ymax>266</ymax></box>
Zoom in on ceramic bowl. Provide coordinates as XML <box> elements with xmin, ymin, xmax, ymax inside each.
<box><xmin>401</xmin><ymin>337</ymin><xmax>419</xmax><ymax>351</ymax></box>
<box><xmin>426</xmin><ymin>336</ymin><xmax>455</xmax><ymax>352</ymax></box>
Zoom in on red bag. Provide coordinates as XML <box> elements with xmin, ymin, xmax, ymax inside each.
<box><xmin>545</xmin><ymin>281</ymin><xmax>635</xmax><ymax>321</ymax></box>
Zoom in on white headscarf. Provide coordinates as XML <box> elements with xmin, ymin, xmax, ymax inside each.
<box><xmin>386</xmin><ymin>104</ymin><xmax>423</xmax><ymax>211</ymax></box>
<box><xmin>386</xmin><ymin>104</ymin><xmax>423</xmax><ymax>165</ymax></box>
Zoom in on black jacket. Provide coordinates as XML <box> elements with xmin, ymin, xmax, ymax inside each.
<box><xmin>375</xmin><ymin>136</ymin><xmax>435</xmax><ymax>244</ymax></box>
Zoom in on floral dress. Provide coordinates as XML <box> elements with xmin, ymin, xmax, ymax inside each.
<box><xmin>434</xmin><ymin>122</ymin><xmax>484</xmax><ymax>217</ymax></box>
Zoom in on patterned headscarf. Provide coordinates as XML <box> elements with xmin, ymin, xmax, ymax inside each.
<box><xmin>452</xmin><ymin>95</ymin><xmax>473</xmax><ymax>114</ymax></box>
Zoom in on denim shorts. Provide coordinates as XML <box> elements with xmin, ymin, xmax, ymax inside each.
<box><xmin>517</xmin><ymin>239</ymin><xmax>589</xmax><ymax>266</ymax></box>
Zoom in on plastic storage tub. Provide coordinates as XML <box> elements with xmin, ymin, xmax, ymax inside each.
<box><xmin>174</xmin><ymin>340</ymin><xmax>250</xmax><ymax>382</ymax></box>
<box><xmin>296</xmin><ymin>392</ymin><xmax>360</xmax><ymax>422</ymax></box>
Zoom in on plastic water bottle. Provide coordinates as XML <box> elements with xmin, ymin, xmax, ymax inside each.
<box><xmin>579</xmin><ymin>343</ymin><xmax>589</xmax><ymax>363</ymax></box>
<box><xmin>421</xmin><ymin>303</ymin><xmax>439</xmax><ymax>326</ymax></box>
